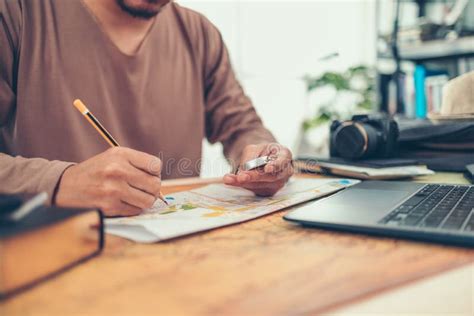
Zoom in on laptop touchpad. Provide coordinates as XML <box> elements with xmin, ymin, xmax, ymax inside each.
<box><xmin>334</xmin><ymin>189</ymin><xmax>408</xmax><ymax>208</ymax></box>
<box><xmin>289</xmin><ymin>188</ymin><xmax>411</xmax><ymax>225</ymax></box>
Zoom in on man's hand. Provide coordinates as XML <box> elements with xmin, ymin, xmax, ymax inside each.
<box><xmin>223</xmin><ymin>143</ymin><xmax>294</xmax><ymax>196</ymax></box>
<box><xmin>55</xmin><ymin>147</ymin><xmax>163</xmax><ymax>217</ymax></box>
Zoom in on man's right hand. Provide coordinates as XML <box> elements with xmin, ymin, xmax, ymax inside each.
<box><xmin>55</xmin><ymin>147</ymin><xmax>163</xmax><ymax>217</ymax></box>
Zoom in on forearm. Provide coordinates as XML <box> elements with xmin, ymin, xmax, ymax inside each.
<box><xmin>0</xmin><ymin>153</ymin><xmax>74</xmax><ymax>204</ymax></box>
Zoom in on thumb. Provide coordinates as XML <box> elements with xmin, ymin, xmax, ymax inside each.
<box><xmin>262</xmin><ymin>143</ymin><xmax>284</xmax><ymax>157</ymax></box>
<box><xmin>240</xmin><ymin>144</ymin><xmax>265</xmax><ymax>163</ymax></box>
<box><xmin>234</xmin><ymin>144</ymin><xmax>264</xmax><ymax>174</ymax></box>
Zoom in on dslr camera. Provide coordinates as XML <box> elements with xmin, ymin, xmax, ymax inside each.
<box><xmin>330</xmin><ymin>114</ymin><xmax>399</xmax><ymax>160</ymax></box>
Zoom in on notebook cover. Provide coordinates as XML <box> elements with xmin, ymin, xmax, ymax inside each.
<box><xmin>0</xmin><ymin>206</ymin><xmax>104</xmax><ymax>298</ymax></box>
<box><xmin>0</xmin><ymin>206</ymin><xmax>101</xmax><ymax>238</ymax></box>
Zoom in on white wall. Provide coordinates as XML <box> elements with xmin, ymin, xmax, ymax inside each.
<box><xmin>178</xmin><ymin>0</ymin><xmax>377</xmax><ymax>176</ymax></box>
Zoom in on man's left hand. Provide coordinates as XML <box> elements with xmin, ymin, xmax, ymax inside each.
<box><xmin>223</xmin><ymin>143</ymin><xmax>294</xmax><ymax>196</ymax></box>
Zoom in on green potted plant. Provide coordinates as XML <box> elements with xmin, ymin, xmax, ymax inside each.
<box><xmin>295</xmin><ymin>64</ymin><xmax>376</xmax><ymax>157</ymax></box>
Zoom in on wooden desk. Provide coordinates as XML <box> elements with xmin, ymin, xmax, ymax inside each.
<box><xmin>1</xmin><ymin>173</ymin><xmax>474</xmax><ymax>315</ymax></box>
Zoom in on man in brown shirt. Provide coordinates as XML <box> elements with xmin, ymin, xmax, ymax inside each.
<box><xmin>0</xmin><ymin>0</ymin><xmax>294</xmax><ymax>216</ymax></box>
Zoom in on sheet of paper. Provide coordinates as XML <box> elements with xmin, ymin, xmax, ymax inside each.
<box><xmin>105</xmin><ymin>178</ymin><xmax>359</xmax><ymax>243</ymax></box>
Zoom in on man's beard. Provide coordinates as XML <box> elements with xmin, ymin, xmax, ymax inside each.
<box><xmin>116</xmin><ymin>0</ymin><xmax>166</xmax><ymax>20</ymax></box>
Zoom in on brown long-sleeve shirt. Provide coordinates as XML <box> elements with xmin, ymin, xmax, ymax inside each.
<box><xmin>0</xmin><ymin>0</ymin><xmax>275</xmax><ymax>201</ymax></box>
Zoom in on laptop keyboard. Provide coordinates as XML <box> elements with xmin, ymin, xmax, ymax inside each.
<box><xmin>380</xmin><ymin>184</ymin><xmax>474</xmax><ymax>232</ymax></box>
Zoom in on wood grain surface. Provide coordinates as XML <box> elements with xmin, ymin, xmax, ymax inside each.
<box><xmin>1</xmin><ymin>173</ymin><xmax>473</xmax><ymax>316</ymax></box>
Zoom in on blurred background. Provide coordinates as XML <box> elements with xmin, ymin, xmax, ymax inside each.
<box><xmin>177</xmin><ymin>0</ymin><xmax>474</xmax><ymax>177</ymax></box>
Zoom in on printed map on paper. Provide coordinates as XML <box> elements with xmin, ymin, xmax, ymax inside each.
<box><xmin>105</xmin><ymin>178</ymin><xmax>359</xmax><ymax>243</ymax></box>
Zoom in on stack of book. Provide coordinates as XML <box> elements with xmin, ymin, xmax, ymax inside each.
<box><xmin>380</xmin><ymin>65</ymin><xmax>449</xmax><ymax>119</ymax></box>
<box><xmin>413</xmin><ymin>65</ymin><xmax>449</xmax><ymax>119</ymax></box>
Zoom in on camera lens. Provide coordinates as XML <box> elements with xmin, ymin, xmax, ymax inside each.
<box><xmin>333</xmin><ymin>123</ymin><xmax>379</xmax><ymax>159</ymax></box>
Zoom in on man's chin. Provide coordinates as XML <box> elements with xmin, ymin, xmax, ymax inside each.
<box><xmin>116</xmin><ymin>0</ymin><xmax>170</xmax><ymax>20</ymax></box>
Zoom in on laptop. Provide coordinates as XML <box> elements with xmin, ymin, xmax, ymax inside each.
<box><xmin>284</xmin><ymin>181</ymin><xmax>474</xmax><ymax>246</ymax></box>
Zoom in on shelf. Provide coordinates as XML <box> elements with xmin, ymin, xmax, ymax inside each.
<box><xmin>399</xmin><ymin>0</ymin><xmax>456</xmax><ymax>2</ymax></box>
<box><xmin>378</xmin><ymin>36</ymin><xmax>474</xmax><ymax>61</ymax></box>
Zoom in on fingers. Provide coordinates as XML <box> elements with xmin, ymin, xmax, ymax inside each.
<box><xmin>122</xmin><ymin>185</ymin><xmax>157</xmax><ymax>210</ymax></box>
<box><xmin>99</xmin><ymin>183</ymin><xmax>154</xmax><ymax>217</ymax></box>
<box><xmin>228</xmin><ymin>144</ymin><xmax>294</xmax><ymax>184</ymax></box>
<box><xmin>261</xmin><ymin>142</ymin><xmax>283</xmax><ymax>156</ymax></box>
<box><xmin>105</xmin><ymin>201</ymin><xmax>143</xmax><ymax>217</ymax></box>
<box><xmin>239</xmin><ymin>144</ymin><xmax>265</xmax><ymax>166</ymax></box>
<box><xmin>238</xmin><ymin>179</ymin><xmax>286</xmax><ymax>190</ymax></box>
<box><xmin>239</xmin><ymin>143</ymin><xmax>293</xmax><ymax>175</ymax></box>
<box><xmin>237</xmin><ymin>169</ymin><xmax>289</xmax><ymax>183</ymax></box>
<box><xmin>224</xmin><ymin>143</ymin><xmax>294</xmax><ymax>197</ymax></box>
<box><xmin>107</xmin><ymin>147</ymin><xmax>162</xmax><ymax>177</ymax></box>
<box><xmin>99</xmin><ymin>148</ymin><xmax>161</xmax><ymax>215</ymax></box>
<box><xmin>264</xmin><ymin>148</ymin><xmax>293</xmax><ymax>174</ymax></box>
<box><xmin>223</xmin><ymin>174</ymin><xmax>237</xmax><ymax>185</ymax></box>
<box><xmin>238</xmin><ymin>180</ymin><xmax>287</xmax><ymax>197</ymax></box>
<box><xmin>224</xmin><ymin>176</ymin><xmax>285</xmax><ymax>196</ymax></box>
<box><xmin>124</xmin><ymin>166</ymin><xmax>162</xmax><ymax>198</ymax></box>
